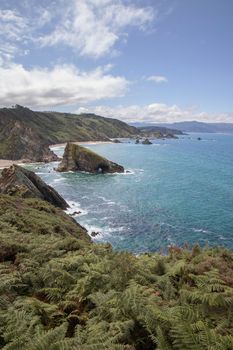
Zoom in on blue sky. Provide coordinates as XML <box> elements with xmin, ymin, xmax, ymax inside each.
<box><xmin>0</xmin><ymin>0</ymin><xmax>232</xmax><ymax>123</ymax></box>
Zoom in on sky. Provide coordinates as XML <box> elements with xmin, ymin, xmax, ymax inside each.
<box><xmin>0</xmin><ymin>0</ymin><xmax>233</xmax><ymax>123</ymax></box>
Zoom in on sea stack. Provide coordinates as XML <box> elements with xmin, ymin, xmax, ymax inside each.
<box><xmin>57</xmin><ymin>142</ymin><xmax>124</xmax><ymax>174</ymax></box>
<box><xmin>142</xmin><ymin>138</ymin><xmax>152</xmax><ymax>145</ymax></box>
<box><xmin>0</xmin><ymin>165</ymin><xmax>68</xmax><ymax>209</ymax></box>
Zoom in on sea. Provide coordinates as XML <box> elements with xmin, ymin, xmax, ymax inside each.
<box><xmin>27</xmin><ymin>133</ymin><xmax>233</xmax><ymax>254</ymax></box>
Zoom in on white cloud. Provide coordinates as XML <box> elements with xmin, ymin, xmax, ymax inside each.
<box><xmin>75</xmin><ymin>104</ymin><xmax>233</xmax><ymax>123</ymax></box>
<box><xmin>39</xmin><ymin>0</ymin><xmax>154</xmax><ymax>58</ymax></box>
<box><xmin>147</xmin><ymin>75</ymin><xmax>168</xmax><ymax>83</ymax></box>
<box><xmin>0</xmin><ymin>64</ymin><xmax>128</xmax><ymax>107</ymax></box>
<box><xmin>0</xmin><ymin>9</ymin><xmax>29</xmax><ymax>63</ymax></box>
<box><xmin>0</xmin><ymin>9</ymin><xmax>28</xmax><ymax>40</ymax></box>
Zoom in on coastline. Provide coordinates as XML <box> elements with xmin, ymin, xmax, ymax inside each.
<box><xmin>0</xmin><ymin>159</ymin><xmax>25</xmax><ymax>170</ymax></box>
<box><xmin>50</xmin><ymin>141</ymin><xmax>113</xmax><ymax>148</ymax></box>
<box><xmin>0</xmin><ymin>141</ymin><xmax>114</xmax><ymax>169</ymax></box>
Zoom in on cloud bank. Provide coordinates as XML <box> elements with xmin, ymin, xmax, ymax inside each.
<box><xmin>76</xmin><ymin>104</ymin><xmax>233</xmax><ymax>123</ymax></box>
<box><xmin>0</xmin><ymin>64</ymin><xmax>128</xmax><ymax>107</ymax></box>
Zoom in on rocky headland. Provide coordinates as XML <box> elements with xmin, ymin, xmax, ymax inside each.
<box><xmin>0</xmin><ymin>105</ymin><xmax>137</xmax><ymax>163</ymax></box>
<box><xmin>0</xmin><ymin>105</ymin><xmax>183</xmax><ymax>164</ymax></box>
<box><xmin>57</xmin><ymin>142</ymin><xmax>124</xmax><ymax>173</ymax></box>
<box><xmin>0</xmin><ymin>164</ymin><xmax>68</xmax><ymax>209</ymax></box>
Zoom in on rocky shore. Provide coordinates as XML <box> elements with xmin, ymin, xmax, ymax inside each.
<box><xmin>57</xmin><ymin>142</ymin><xmax>124</xmax><ymax>173</ymax></box>
<box><xmin>0</xmin><ymin>164</ymin><xmax>68</xmax><ymax>209</ymax></box>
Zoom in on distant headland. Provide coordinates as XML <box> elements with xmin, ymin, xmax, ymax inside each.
<box><xmin>0</xmin><ymin>105</ymin><xmax>182</xmax><ymax>164</ymax></box>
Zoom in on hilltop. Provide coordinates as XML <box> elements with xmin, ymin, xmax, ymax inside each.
<box><xmin>0</xmin><ymin>105</ymin><xmax>137</xmax><ymax>162</ymax></box>
<box><xmin>0</xmin><ymin>105</ymin><xmax>185</xmax><ymax>163</ymax></box>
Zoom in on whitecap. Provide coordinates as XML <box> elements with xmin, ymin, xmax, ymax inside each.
<box><xmin>65</xmin><ymin>201</ymin><xmax>88</xmax><ymax>217</ymax></box>
<box><xmin>192</xmin><ymin>228</ymin><xmax>211</xmax><ymax>234</ymax></box>
<box><xmin>122</xmin><ymin>169</ymin><xmax>135</xmax><ymax>175</ymax></box>
<box><xmin>83</xmin><ymin>222</ymin><xmax>126</xmax><ymax>240</ymax></box>
<box><xmin>52</xmin><ymin>178</ymin><xmax>65</xmax><ymax>183</ymax></box>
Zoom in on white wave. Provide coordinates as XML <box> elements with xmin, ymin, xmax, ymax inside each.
<box><xmin>122</xmin><ymin>169</ymin><xmax>135</xmax><ymax>175</ymax></box>
<box><xmin>192</xmin><ymin>228</ymin><xmax>211</xmax><ymax>234</ymax></box>
<box><xmin>52</xmin><ymin>178</ymin><xmax>65</xmax><ymax>183</ymax></box>
<box><xmin>97</xmin><ymin>197</ymin><xmax>116</xmax><ymax>206</ymax></box>
<box><xmin>65</xmin><ymin>201</ymin><xmax>88</xmax><ymax>216</ymax></box>
<box><xmin>83</xmin><ymin>224</ymin><xmax>109</xmax><ymax>240</ymax></box>
<box><xmin>98</xmin><ymin>196</ymin><xmax>111</xmax><ymax>202</ymax></box>
<box><xmin>83</xmin><ymin>222</ymin><xmax>126</xmax><ymax>241</ymax></box>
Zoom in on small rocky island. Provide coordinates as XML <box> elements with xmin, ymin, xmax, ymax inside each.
<box><xmin>57</xmin><ymin>142</ymin><xmax>124</xmax><ymax>174</ymax></box>
<box><xmin>142</xmin><ymin>138</ymin><xmax>152</xmax><ymax>145</ymax></box>
<box><xmin>0</xmin><ymin>164</ymin><xmax>68</xmax><ymax>209</ymax></box>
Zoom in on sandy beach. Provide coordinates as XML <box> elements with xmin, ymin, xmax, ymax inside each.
<box><xmin>50</xmin><ymin>141</ymin><xmax>113</xmax><ymax>148</ymax></box>
<box><xmin>0</xmin><ymin>159</ymin><xmax>25</xmax><ymax>169</ymax></box>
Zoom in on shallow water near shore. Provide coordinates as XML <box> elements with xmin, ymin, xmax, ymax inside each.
<box><xmin>27</xmin><ymin>133</ymin><xmax>233</xmax><ymax>253</ymax></box>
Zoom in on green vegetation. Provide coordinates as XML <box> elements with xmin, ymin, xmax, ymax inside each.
<box><xmin>0</xmin><ymin>106</ymin><xmax>137</xmax><ymax>160</ymax></box>
<box><xmin>1</xmin><ymin>195</ymin><xmax>233</xmax><ymax>349</ymax></box>
<box><xmin>1</xmin><ymin>105</ymin><xmax>138</xmax><ymax>144</ymax></box>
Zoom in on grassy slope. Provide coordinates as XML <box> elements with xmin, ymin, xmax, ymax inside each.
<box><xmin>0</xmin><ymin>106</ymin><xmax>137</xmax><ymax>145</ymax></box>
<box><xmin>0</xmin><ymin>106</ymin><xmax>138</xmax><ymax>160</ymax></box>
<box><xmin>1</xmin><ymin>195</ymin><xmax>233</xmax><ymax>349</ymax></box>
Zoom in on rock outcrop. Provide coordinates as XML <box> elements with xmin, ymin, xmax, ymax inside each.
<box><xmin>57</xmin><ymin>142</ymin><xmax>124</xmax><ymax>174</ymax></box>
<box><xmin>0</xmin><ymin>165</ymin><xmax>68</xmax><ymax>209</ymax></box>
<box><xmin>142</xmin><ymin>138</ymin><xmax>152</xmax><ymax>145</ymax></box>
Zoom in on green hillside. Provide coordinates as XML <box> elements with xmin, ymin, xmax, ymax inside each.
<box><xmin>0</xmin><ymin>105</ymin><xmax>137</xmax><ymax>160</ymax></box>
<box><xmin>1</xmin><ymin>194</ymin><xmax>233</xmax><ymax>349</ymax></box>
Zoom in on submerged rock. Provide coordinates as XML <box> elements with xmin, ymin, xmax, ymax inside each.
<box><xmin>57</xmin><ymin>142</ymin><xmax>124</xmax><ymax>174</ymax></box>
<box><xmin>142</xmin><ymin>138</ymin><xmax>152</xmax><ymax>145</ymax></box>
<box><xmin>91</xmin><ymin>231</ymin><xmax>101</xmax><ymax>237</ymax></box>
<box><xmin>0</xmin><ymin>165</ymin><xmax>68</xmax><ymax>209</ymax></box>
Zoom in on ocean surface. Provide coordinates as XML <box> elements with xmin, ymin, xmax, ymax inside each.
<box><xmin>28</xmin><ymin>133</ymin><xmax>233</xmax><ymax>254</ymax></box>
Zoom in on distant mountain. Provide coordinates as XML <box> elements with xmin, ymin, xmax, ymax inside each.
<box><xmin>133</xmin><ymin>121</ymin><xmax>233</xmax><ymax>134</ymax></box>
<box><xmin>0</xmin><ymin>105</ymin><xmax>137</xmax><ymax>161</ymax></box>
<box><xmin>137</xmin><ymin>125</ymin><xmax>183</xmax><ymax>135</ymax></box>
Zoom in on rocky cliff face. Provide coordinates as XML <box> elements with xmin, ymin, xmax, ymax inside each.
<box><xmin>0</xmin><ymin>105</ymin><xmax>138</xmax><ymax>162</ymax></box>
<box><xmin>0</xmin><ymin>165</ymin><xmax>68</xmax><ymax>209</ymax></box>
<box><xmin>57</xmin><ymin>142</ymin><xmax>124</xmax><ymax>174</ymax></box>
<box><xmin>0</xmin><ymin>107</ymin><xmax>59</xmax><ymax>162</ymax></box>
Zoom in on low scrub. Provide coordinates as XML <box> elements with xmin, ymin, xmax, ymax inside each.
<box><xmin>0</xmin><ymin>195</ymin><xmax>233</xmax><ymax>349</ymax></box>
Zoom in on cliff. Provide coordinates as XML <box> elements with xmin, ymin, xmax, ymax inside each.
<box><xmin>0</xmin><ymin>164</ymin><xmax>68</xmax><ymax>209</ymax></box>
<box><xmin>57</xmin><ymin>142</ymin><xmax>124</xmax><ymax>173</ymax></box>
<box><xmin>0</xmin><ymin>105</ymin><xmax>137</xmax><ymax>161</ymax></box>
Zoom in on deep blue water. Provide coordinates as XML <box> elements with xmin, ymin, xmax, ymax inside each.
<box><xmin>28</xmin><ymin>133</ymin><xmax>233</xmax><ymax>253</ymax></box>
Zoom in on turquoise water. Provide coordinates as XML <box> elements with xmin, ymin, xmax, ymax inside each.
<box><xmin>29</xmin><ymin>134</ymin><xmax>233</xmax><ymax>253</ymax></box>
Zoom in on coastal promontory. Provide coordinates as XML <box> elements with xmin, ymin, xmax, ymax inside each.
<box><xmin>0</xmin><ymin>164</ymin><xmax>68</xmax><ymax>209</ymax></box>
<box><xmin>57</xmin><ymin>142</ymin><xmax>124</xmax><ymax>173</ymax></box>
